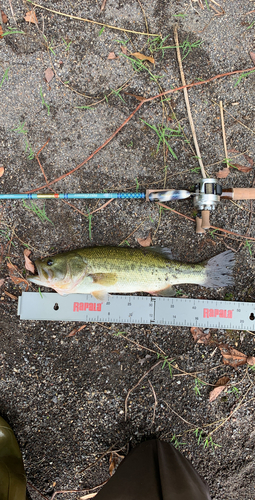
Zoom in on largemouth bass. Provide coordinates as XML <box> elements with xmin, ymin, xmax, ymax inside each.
<box><xmin>28</xmin><ymin>247</ymin><xmax>235</xmax><ymax>302</ymax></box>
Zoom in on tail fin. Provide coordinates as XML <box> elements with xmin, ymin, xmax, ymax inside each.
<box><xmin>203</xmin><ymin>250</ymin><xmax>235</xmax><ymax>288</ymax></box>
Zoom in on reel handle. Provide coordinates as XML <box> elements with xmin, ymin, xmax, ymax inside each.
<box><xmin>201</xmin><ymin>210</ymin><xmax>210</xmax><ymax>229</ymax></box>
<box><xmin>196</xmin><ymin>216</ymin><xmax>205</xmax><ymax>234</ymax></box>
<box><xmin>196</xmin><ymin>210</ymin><xmax>210</xmax><ymax>233</ymax></box>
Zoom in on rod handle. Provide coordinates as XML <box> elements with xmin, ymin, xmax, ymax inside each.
<box><xmin>232</xmin><ymin>188</ymin><xmax>255</xmax><ymax>200</ymax></box>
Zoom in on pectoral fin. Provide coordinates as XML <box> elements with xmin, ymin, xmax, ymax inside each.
<box><xmin>152</xmin><ymin>285</ymin><xmax>176</xmax><ymax>297</ymax></box>
<box><xmin>91</xmin><ymin>290</ymin><xmax>109</xmax><ymax>302</ymax></box>
<box><xmin>88</xmin><ymin>273</ymin><xmax>117</xmax><ymax>286</ymax></box>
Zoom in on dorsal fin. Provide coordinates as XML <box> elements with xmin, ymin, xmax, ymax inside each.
<box><xmin>145</xmin><ymin>246</ymin><xmax>173</xmax><ymax>260</ymax></box>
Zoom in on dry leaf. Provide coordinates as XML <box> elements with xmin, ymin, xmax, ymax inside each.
<box><xmin>231</xmin><ymin>163</ymin><xmax>252</xmax><ymax>173</ymax></box>
<box><xmin>109</xmin><ymin>452</ymin><xmax>118</xmax><ymax>476</ymax></box>
<box><xmin>0</xmin><ymin>278</ymin><xmax>4</xmax><ymax>287</ymax></box>
<box><xmin>250</xmin><ymin>52</ymin><xmax>255</xmax><ymax>65</ymax></box>
<box><xmin>209</xmin><ymin>375</ymin><xmax>230</xmax><ymax>402</ymax></box>
<box><xmin>0</xmin><ymin>26</ymin><xmax>3</xmax><ymax>38</ymax></box>
<box><xmin>218</xmin><ymin>344</ymin><xmax>247</xmax><ymax>368</ymax></box>
<box><xmin>247</xmin><ymin>356</ymin><xmax>255</xmax><ymax>366</ymax></box>
<box><xmin>0</xmin><ymin>166</ymin><xmax>4</xmax><ymax>177</ymax></box>
<box><xmin>121</xmin><ymin>45</ymin><xmax>128</xmax><ymax>55</ymax></box>
<box><xmin>209</xmin><ymin>385</ymin><xmax>226</xmax><ymax>402</ymax></box>
<box><xmin>136</xmin><ymin>231</ymin><xmax>152</xmax><ymax>247</ymax></box>
<box><xmin>216</xmin><ymin>167</ymin><xmax>230</xmax><ymax>179</ymax></box>
<box><xmin>45</xmin><ymin>68</ymin><xmax>54</xmax><ymax>83</ymax></box>
<box><xmin>7</xmin><ymin>261</ymin><xmax>18</xmax><ymax>272</ymax></box>
<box><xmin>24</xmin><ymin>10</ymin><xmax>38</xmax><ymax>24</ymax></box>
<box><xmin>1</xmin><ymin>10</ymin><xmax>8</xmax><ymax>23</ymax></box>
<box><xmin>190</xmin><ymin>326</ymin><xmax>211</xmax><ymax>345</ymax></box>
<box><xmin>9</xmin><ymin>274</ymin><xmax>28</xmax><ymax>287</ymax></box>
<box><xmin>108</xmin><ymin>52</ymin><xmax>118</xmax><ymax>60</ymax></box>
<box><xmin>7</xmin><ymin>261</ymin><xmax>29</xmax><ymax>290</ymax></box>
<box><xmin>215</xmin><ymin>375</ymin><xmax>230</xmax><ymax>387</ymax></box>
<box><xmin>243</xmin><ymin>154</ymin><xmax>254</xmax><ymax>167</ymax></box>
<box><xmin>131</xmin><ymin>52</ymin><xmax>155</xmax><ymax>64</ymax></box>
<box><xmin>24</xmin><ymin>249</ymin><xmax>35</xmax><ymax>273</ymax></box>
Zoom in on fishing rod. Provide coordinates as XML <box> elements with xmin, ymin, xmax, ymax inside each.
<box><xmin>1</xmin><ymin>178</ymin><xmax>255</xmax><ymax>233</ymax></box>
<box><xmin>0</xmin><ymin>189</ymin><xmax>190</xmax><ymax>201</ymax></box>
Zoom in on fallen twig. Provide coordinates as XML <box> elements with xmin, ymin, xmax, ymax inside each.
<box><xmin>212</xmin><ymin>100</ymin><xmax>255</xmax><ymax>135</ymax></box>
<box><xmin>174</xmin><ymin>25</ymin><xmax>206</xmax><ymax>178</ymax></box>
<box><xmin>27</xmin><ymin>481</ymin><xmax>49</xmax><ymax>500</ymax></box>
<box><xmin>163</xmin><ymin>400</ymin><xmax>196</xmax><ymax>427</ymax></box>
<box><xmin>50</xmin><ymin>481</ymin><xmax>108</xmax><ymax>500</ymax></box>
<box><xmin>137</xmin><ymin>0</ymin><xmax>149</xmax><ymax>36</ymax></box>
<box><xmin>26</xmin><ymin>65</ymin><xmax>255</xmax><ymax>194</ymax></box>
<box><xmin>77</xmin><ymin>443</ymin><xmax>117</xmax><ymax>474</ymax></box>
<box><xmin>26</xmin><ymin>0</ymin><xmax>159</xmax><ymax>36</ymax></box>
<box><xmin>8</xmin><ymin>0</ymin><xmax>17</xmax><ymax>24</ymax></box>
<box><xmin>80</xmin><ymin>494</ymin><xmax>97</xmax><ymax>499</ymax></box>
<box><xmin>148</xmin><ymin>379</ymin><xmax>157</xmax><ymax>424</ymax></box>
<box><xmin>100</xmin><ymin>0</ymin><xmax>107</xmax><ymax>11</ymax></box>
<box><xmin>113</xmin><ymin>331</ymin><xmax>161</xmax><ymax>355</ymax></box>
<box><xmin>34</xmin><ymin>140</ymin><xmax>112</xmax><ymax>219</ymax></box>
<box><xmin>36</xmin><ymin>137</ymin><xmax>51</xmax><ymax>185</ymax></box>
<box><xmin>124</xmin><ymin>359</ymin><xmax>162</xmax><ymax>420</ymax></box>
<box><xmin>156</xmin><ymin>202</ymin><xmax>255</xmax><ymax>242</ymax></box>
<box><xmin>208</xmin><ymin>384</ymin><xmax>254</xmax><ymax>438</ymax></box>
<box><xmin>219</xmin><ymin>100</ymin><xmax>229</xmax><ymax>164</ymax></box>
<box><xmin>89</xmin><ymin>199</ymin><xmax>114</xmax><ymax>216</ymax></box>
<box><xmin>118</xmin><ymin>218</ymin><xmax>149</xmax><ymax>246</ymax></box>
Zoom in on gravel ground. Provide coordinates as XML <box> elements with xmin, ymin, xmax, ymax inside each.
<box><xmin>0</xmin><ymin>0</ymin><xmax>255</xmax><ymax>499</ymax></box>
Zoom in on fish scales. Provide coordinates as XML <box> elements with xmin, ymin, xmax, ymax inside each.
<box><xmin>28</xmin><ymin>247</ymin><xmax>235</xmax><ymax>301</ymax></box>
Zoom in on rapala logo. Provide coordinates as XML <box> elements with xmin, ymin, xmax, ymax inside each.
<box><xmin>203</xmin><ymin>308</ymin><xmax>233</xmax><ymax>319</ymax></box>
<box><xmin>73</xmin><ymin>302</ymin><xmax>102</xmax><ymax>312</ymax></box>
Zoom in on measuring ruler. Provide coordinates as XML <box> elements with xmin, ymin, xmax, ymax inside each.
<box><xmin>17</xmin><ymin>293</ymin><xmax>255</xmax><ymax>330</ymax></box>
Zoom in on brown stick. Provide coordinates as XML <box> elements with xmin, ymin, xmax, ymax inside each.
<box><xmin>100</xmin><ymin>0</ymin><xmax>107</xmax><ymax>11</ymax></box>
<box><xmin>27</xmin><ymin>481</ymin><xmax>49</xmax><ymax>500</ymax></box>
<box><xmin>220</xmin><ymin>101</ymin><xmax>228</xmax><ymax>161</ymax></box>
<box><xmin>148</xmin><ymin>379</ymin><xmax>158</xmax><ymax>424</ymax></box>
<box><xmin>173</xmin><ymin>25</ymin><xmax>206</xmax><ymax>178</ymax></box>
<box><xmin>50</xmin><ymin>480</ymin><xmax>108</xmax><ymax>499</ymax></box>
<box><xmin>124</xmin><ymin>360</ymin><xmax>162</xmax><ymax>420</ymax></box>
<box><xmin>156</xmin><ymin>202</ymin><xmax>255</xmax><ymax>242</ymax></box>
<box><xmin>26</xmin><ymin>0</ymin><xmax>159</xmax><ymax>36</ymax></box>
<box><xmin>25</xmin><ymin>101</ymin><xmax>143</xmax><ymax>193</ymax></box>
<box><xmin>25</xmin><ymin>65</ymin><xmax>255</xmax><ymax>194</ymax></box>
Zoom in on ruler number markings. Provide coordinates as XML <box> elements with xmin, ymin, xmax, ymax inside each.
<box><xmin>18</xmin><ymin>293</ymin><xmax>255</xmax><ymax>329</ymax></box>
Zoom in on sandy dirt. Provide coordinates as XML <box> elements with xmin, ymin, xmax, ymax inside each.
<box><xmin>0</xmin><ymin>0</ymin><xmax>255</xmax><ymax>499</ymax></box>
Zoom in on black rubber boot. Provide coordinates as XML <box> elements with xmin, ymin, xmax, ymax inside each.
<box><xmin>0</xmin><ymin>416</ymin><xmax>27</xmax><ymax>500</ymax></box>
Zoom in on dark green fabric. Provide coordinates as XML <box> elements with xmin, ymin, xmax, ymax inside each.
<box><xmin>0</xmin><ymin>416</ymin><xmax>26</xmax><ymax>500</ymax></box>
<box><xmin>96</xmin><ymin>439</ymin><xmax>211</xmax><ymax>500</ymax></box>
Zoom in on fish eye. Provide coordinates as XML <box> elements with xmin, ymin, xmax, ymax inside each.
<box><xmin>47</xmin><ymin>259</ymin><xmax>54</xmax><ymax>266</ymax></box>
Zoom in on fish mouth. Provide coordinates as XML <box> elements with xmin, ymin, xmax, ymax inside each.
<box><xmin>27</xmin><ymin>261</ymin><xmax>53</xmax><ymax>286</ymax></box>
